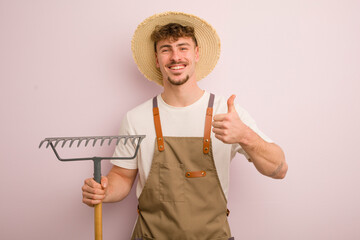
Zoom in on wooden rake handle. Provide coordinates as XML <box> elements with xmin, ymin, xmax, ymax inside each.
<box><xmin>94</xmin><ymin>159</ymin><xmax>103</xmax><ymax>240</ymax></box>
<box><xmin>95</xmin><ymin>203</ymin><xmax>102</xmax><ymax>240</ymax></box>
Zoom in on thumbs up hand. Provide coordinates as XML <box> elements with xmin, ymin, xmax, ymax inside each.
<box><xmin>212</xmin><ymin>95</ymin><xmax>248</xmax><ymax>144</ymax></box>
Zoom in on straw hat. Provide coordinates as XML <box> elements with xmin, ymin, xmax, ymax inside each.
<box><xmin>131</xmin><ymin>12</ymin><xmax>221</xmax><ymax>86</ymax></box>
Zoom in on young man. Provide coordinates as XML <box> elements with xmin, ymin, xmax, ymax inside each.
<box><xmin>82</xmin><ymin>12</ymin><xmax>287</xmax><ymax>239</ymax></box>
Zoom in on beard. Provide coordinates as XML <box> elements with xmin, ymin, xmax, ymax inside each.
<box><xmin>167</xmin><ymin>75</ymin><xmax>190</xmax><ymax>86</ymax></box>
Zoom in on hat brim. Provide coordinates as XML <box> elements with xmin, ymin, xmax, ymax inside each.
<box><xmin>131</xmin><ymin>12</ymin><xmax>221</xmax><ymax>86</ymax></box>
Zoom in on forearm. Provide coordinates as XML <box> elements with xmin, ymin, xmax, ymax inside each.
<box><xmin>239</xmin><ymin>126</ymin><xmax>287</xmax><ymax>179</ymax></box>
<box><xmin>103</xmin><ymin>167</ymin><xmax>138</xmax><ymax>203</ymax></box>
<box><xmin>211</xmin><ymin>97</ymin><xmax>287</xmax><ymax>179</ymax></box>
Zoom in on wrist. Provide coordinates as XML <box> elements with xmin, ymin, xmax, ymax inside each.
<box><xmin>238</xmin><ymin>125</ymin><xmax>256</xmax><ymax>147</ymax></box>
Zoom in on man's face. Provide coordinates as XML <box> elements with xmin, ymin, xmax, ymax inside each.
<box><xmin>155</xmin><ymin>37</ymin><xmax>199</xmax><ymax>86</ymax></box>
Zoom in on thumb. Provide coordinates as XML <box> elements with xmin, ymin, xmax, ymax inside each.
<box><xmin>227</xmin><ymin>94</ymin><xmax>236</xmax><ymax>113</ymax></box>
<box><xmin>101</xmin><ymin>176</ymin><xmax>108</xmax><ymax>189</ymax></box>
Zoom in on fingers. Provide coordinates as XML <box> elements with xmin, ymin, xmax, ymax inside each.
<box><xmin>101</xmin><ymin>176</ymin><xmax>108</xmax><ymax>189</ymax></box>
<box><xmin>211</xmin><ymin>120</ymin><xmax>224</xmax><ymax>129</ymax></box>
<box><xmin>212</xmin><ymin>123</ymin><xmax>229</xmax><ymax>141</ymax></box>
<box><xmin>82</xmin><ymin>191</ymin><xmax>105</xmax><ymax>205</ymax></box>
<box><xmin>211</xmin><ymin>94</ymin><xmax>243</xmax><ymax>144</ymax></box>
<box><xmin>227</xmin><ymin>94</ymin><xmax>236</xmax><ymax>113</ymax></box>
<box><xmin>82</xmin><ymin>177</ymin><xmax>107</xmax><ymax>207</ymax></box>
<box><xmin>213</xmin><ymin>113</ymin><xmax>227</xmax><ymax>122</ymax></box>
<box><xmin>212</xmin><ymin>113</ymin><xmax>229</xmax><ymax>135</ymax></box>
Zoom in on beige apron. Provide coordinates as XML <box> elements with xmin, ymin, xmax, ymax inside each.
<box><xmin>131</xmin><ymin>94</ymin><xmax>233</xmax><ymax>240</ymax></box>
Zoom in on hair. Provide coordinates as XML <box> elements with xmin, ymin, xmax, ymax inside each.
<box><xmin>151</xmin><ymin>23</ymin><xmax>198</xmax><ymax>52</ymax></box>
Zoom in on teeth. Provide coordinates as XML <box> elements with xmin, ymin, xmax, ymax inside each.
<box><xmin>170</xmin><ymin>65</ymin><xmax>185</xmax><ymax>70</ymax></box>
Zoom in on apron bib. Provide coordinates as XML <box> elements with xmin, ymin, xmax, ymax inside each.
<box><xmin>131</xmin><ymin>94</ymin><xmax>233</xmax><ymax>240</ymax></box>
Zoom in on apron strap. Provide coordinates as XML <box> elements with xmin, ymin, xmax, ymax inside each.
<box><xmin>152</xmin><ymin>93</ymin><xmax>215</xmax><ymax>153</ymax></box>
<box><xmin>203</xmin><ymin>93</ymin><xmax>214</xmax><ymax>154</ymax></box>
<box><xmin>153</xmin><ymin>97</ymin><xmax>165</xmax><ymax>152</ymax></box>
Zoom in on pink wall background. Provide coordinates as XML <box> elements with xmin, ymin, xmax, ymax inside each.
<box><xmin>1</xmin><ymin>0</ymin><xmax>359</xmax><ymax>239</ymax></box>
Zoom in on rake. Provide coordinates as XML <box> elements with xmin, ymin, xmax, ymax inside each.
<box><xmin>39</xmin><ymin>135</ymin><xmax>145</xmax><ymax>240</ymax></box>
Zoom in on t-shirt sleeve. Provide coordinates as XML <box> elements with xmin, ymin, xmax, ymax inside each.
<box><xmin>110</xmin><ymin>113</ymin><xmax>138</xmax><ymax>169</ymax></box>
<box><xmin>231</xmin><ymin>105</ymin><xmax>273</xmax><ymax>161</ymax></box>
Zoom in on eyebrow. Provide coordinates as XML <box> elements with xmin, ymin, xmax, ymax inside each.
<box><xmin>158</xmin><ymin>42</ymin><xmax>191</xmax><ymax>50</ymax></box>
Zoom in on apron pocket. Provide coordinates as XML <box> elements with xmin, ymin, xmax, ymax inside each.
<box><xmin>159</xmin><ymin>163</ymin><xmax>185</xmax><ymax>202</ymax></box>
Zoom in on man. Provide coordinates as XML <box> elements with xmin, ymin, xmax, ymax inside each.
<box><xmin>82</xmin><ymin>12</ymin><xmax>287</xmax><ymax>239</ymax></box>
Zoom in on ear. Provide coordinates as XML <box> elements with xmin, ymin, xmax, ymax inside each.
<box><xmin>155</xmin><ymin>53</ymin><xmax>160</xmax><ymax>68</ymax></box>
<box><xmin>195</xmin><ymin>46</ymin><xmax>200</xmax><ymax>63</ymax></box>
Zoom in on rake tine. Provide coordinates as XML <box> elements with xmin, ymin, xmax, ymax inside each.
<box><xmin>108</xmin><ymin>137</ymin><xmax>115</xmax><ymax>146</ymax></box>
<box><xmin>70</xmin><ymin>139</ymin><xmax>77</xmax><ymax>148</ymax></box>
<box><xmin>77</xmin><ymin>139</ymin><xmax>84</xmax><ymax>147</ymax></box>
<box><xmin>85</xmin><ymin>138</ymin><xmax>91</xmax><ymax>147</ymax></box>
<box><xmin>92</xmin><ymin>138</ymin><xmax>99</xmax><ymax>147</ymax></box>
<box><xmin>61</xmin><ymin>139</ymin><xmax>70</xmax><ymax>148</ymax></box>
<box><xmin>39</xmin><ymin>140</ymin><xmax>46</xmax><ymax>148</ymax></box>
<box><xmin>138</xmin><ymin>136</ymin><xmax>144</xmax><ymax>145</ymax></box>
<box><xmin>54</xmin><ymin>139</ymin><xmax>62</xmax><ymax>148</ymax></box>
<box><xmin>100</xmin><ymin>138</ymin><xmax>106</xmax><ymax>146</ymax></box>
<box><xmin>116</xmin><ymin>137</ymin><xmax>121</xmax><ymax>145</ymax></box>
<box><xmin>124</xmin><ymin>137</ymin><xmax>129</xmax><ymax>145</ymax></box>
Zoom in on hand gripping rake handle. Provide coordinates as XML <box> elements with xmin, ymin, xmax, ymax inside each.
<box><xmin>39</xmin><ymin>135</ymin><xmax>145</xmax><ymax>240</ymax></box>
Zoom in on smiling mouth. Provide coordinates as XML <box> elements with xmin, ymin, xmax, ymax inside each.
<box><xmin>167</xmin><ymin>62</ymin><xmax>187</xmax><ymax>71</ymax></box>
<box><xmin>169</xmin><ymin>65</ymin><xmax>185</xmax><ymax>70</ymax></box>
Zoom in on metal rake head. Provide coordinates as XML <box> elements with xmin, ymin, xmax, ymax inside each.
<box><xmin>39</xmin><ymin>134</ymin><xmax>145</xmax><ymax>165</ymax></box>
<box><xmin>39</xmin><ymin>134</ymin><xmax>146</xmax><ymax>187</ymax></box>
<box><xmin>39</xmin><ymin>135</ymin><xmax>145</xmax><ymax>149</ymax></box>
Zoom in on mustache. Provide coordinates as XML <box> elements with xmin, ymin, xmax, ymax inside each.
<box><xmin>166</xmin><ymin>61</ymin><xmax>188</xmax><ymax>67</ymax></box>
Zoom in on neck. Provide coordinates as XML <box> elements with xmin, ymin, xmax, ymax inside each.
<box><xmin>161</xmin><ymin>79</ymin><xmax>204</xmax><ymax>107</ymax></box>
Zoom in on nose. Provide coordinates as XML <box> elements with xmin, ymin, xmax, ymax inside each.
<box><xmin>170</xmin><ymin>49</ymin><xmax>181</xmax><ymax>62</ymax></box>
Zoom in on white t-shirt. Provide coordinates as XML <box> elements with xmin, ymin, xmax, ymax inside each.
<box><xmin>111</xmin><ymin>91</ymin><xmax>272</xmax><ymax>199</ymax></box>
